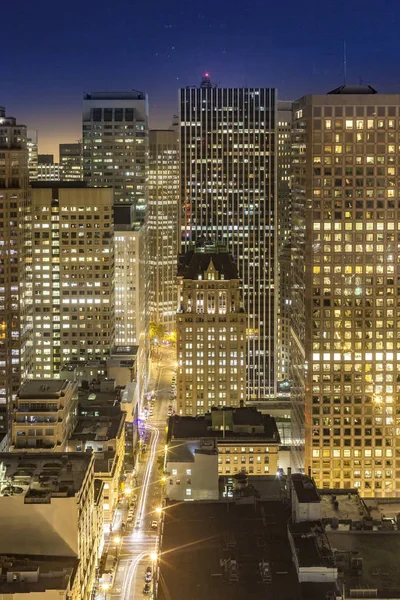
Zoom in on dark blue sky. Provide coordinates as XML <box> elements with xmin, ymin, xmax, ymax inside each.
<box><xmin>1</xmin><ymin>0</ymin><xmax>399</xmax><ymax>157</ymax></box>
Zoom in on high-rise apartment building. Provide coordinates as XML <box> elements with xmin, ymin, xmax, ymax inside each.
<box><xmin>27</xmin><ymin>129</ymin><xmax>38</xmax><ymax>181</ymax></box>
<box><xmin>291</xmin><ymin>86</ymin><xmax>400</xmax><ymax>497</ymax></box>
<box><xmin>148</xmin><ymin>129</ymin><xmax>179</xmax><ymax>332</ymax></box>
<box><xmin>180</xmin><ymin>81</ymin><xmax>276</xmax><ymax>398</ymax></box>
<box><xmin>277</xmin><ymin>101</ymin><xmax>292</xmax><ymax>385</ymax></box>
<box><xmin>176</xmin><ymin>246</ymin><xmax>246</xmax><ymax>415</ymax></box>
<box><xmin>31</xmin><ymin>183</ymin><xmax>114</xmax><ymax>377</ymax></box>
<box><xmin>0</xmin><ymin>107</ymin><xmax>33</xmax><ymax>439</ymax></box>
<box><xmin>60</xmin><ymin>143</ymin><xmax>83</xmax><ymax>181</ymax></box>
<box><xmin>82</xmin><ymin>91</ymin><xmax>149</xmax><ymax>225</ymax></box>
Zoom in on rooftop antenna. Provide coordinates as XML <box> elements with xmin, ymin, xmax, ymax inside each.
<box><xmin>343</xmin><ymin>41</ymin><xmax>347</xmax><ymax>85</ymax></box>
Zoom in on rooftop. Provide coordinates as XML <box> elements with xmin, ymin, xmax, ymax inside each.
<box><xmin>30</xmin><ymin>181</ymin><xmax>89</xmax><ymax>188</ymax></box>
<box><xmin>158</xmin><ymin>500</ymin><xmax>338</xmax><ymax>600</ymax></box>
<box><xmin>17</xmin><ymin>379</ymin><xmax>74</xmax><ymax>400</ymax></box>
<box><xmin>167</xmin><ymin>410</ymin><xmax>280</xmax><ymax>443</ymax></box>
<box><xmin>70</xmin><ymin>414</ymin><xmax>125</xmax><ymax>442</ymax></box>
<box><xmin>327</xmin><ymin>531</ymin><xmax>400</xmax><ymax>598</ymax></box>
<box><xmin>0</xmin><ymin>453</ymin><xmax>93</xmax><ymax>500</ymax></box>
<box><xmin>178</xmin><ymin>247</ymin><xmax>238</xmax><ymax>280</ymax></box>
<box><xmin>327</xmin><ymin>84</ymin><xmax>378</xmax><ymax>95</ymax></box>
<box><xmin>0</xmin><ymin>555</ymin><xmax>78</xmax><ymax>595</ymax></box>
<box><xmin>168</xmin><ymin>440</ymin><xmax>217</xmax><ymax>463</ymax></box>
<box><xmin>84</xmin><ymin>90</ymin><xmax>146</xmax><ymax>100</ymax></box>
<box><xmin>291</xmin><ymin>474</ymin><xmax>320</xmax><ymax>504</ymax></box>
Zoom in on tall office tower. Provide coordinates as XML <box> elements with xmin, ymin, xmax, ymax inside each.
<box><xmin>82</xmin><ymin>91</ymin><xmax>149</xmax><ymax>226</ymax></box>
<box><xmin>31</xmin><ymin>182</ymin><xmax>114</xmax><ymax>377</ymax></box>
<box><xmin>291</xmin><ymin>86</ymin><xmax>400</xmax><ymax>497</ymax></box>
<box><xmin>148</xmin><ymin>129</ymin><xmax>180</xmax><ymax>333</ymax></box>
<box><xmin>176</xmin><ymin>246</ymin><xmax>246</xmax><ymax>416</ymax></box>
<box><xmin>277</xmin><ymin>101</ymin><xmax>293</xmax><ymax>385</ymax></box>
<box><xmin>60</xmin><ymin>142</ymin><xmax>83</xmax><ymax>181</ymax></box>
<box><xmin>27</xmin><ymin>130</ymin><xmax>38</xmax><ymax>181</ymax></box>
<box><xmin>0</xmin><ymin>107</ymin><xmax>33</xmax><ymax>439</ymax></box>
<box><xmin>180</xmin><ymin>80</ymin><xmax>276</xmax><ymax>398</ymax></box>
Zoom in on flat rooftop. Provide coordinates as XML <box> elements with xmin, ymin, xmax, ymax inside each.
<box><xmin>0</xmin><ymin>555</ymin><xmax>78</xmax><ymax>594</ymax></box>
<box><xmin>320</xmin><ymin>491</ymin><xmax>368</xmax><ymax>523</ymax></box>
<box><xmin>158</xmin><ymin>501</ymin><xmax>338</xmax><ymax>600</ymax></box>
<box><xmin>0</xmin><ymin>453</ymin><xmax>92</xmax><ymax>500</ymax></box>
<box><xmin>70</xmin><ymin>414</ymin><xmax>125</xmax><ymax>442</ymax></box>
<box><xmin>168</xmin><ymin>411</ymin><xmax>279</xmax><ymax>443</ymax></box>
<box><xmin>17</xmin><ymin>379</ymin><xmax>73</xmax><ymax>399</ymax></box>
<box><xmin>78</xmin><ymin>388</ymin><xmax>119</xmax><ymax>407</ymax></box>
<box><xmin>291</xmin><ymin>474</ymin><xmax>320</xmax><ymax>503</ymax></box>
<box><xmin>328</xmin><ymin>531</ymin><xmax>400</xmax><ymax>598</ymax></box>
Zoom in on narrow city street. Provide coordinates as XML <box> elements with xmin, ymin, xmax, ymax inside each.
<box><xmin>109</xmin><ymin>345</ymin><xmax>176</xmax><ymax>600</ymax></box>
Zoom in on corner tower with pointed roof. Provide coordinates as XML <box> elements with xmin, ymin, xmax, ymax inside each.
<box><xmin>176</xmin><ymin>245</ymin><xmax>247</xmax><ymax>415</ymax></box>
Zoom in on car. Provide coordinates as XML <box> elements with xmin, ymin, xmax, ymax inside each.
<box><xmin>146</xmin><ymin>566</ymin><xmax>152</xmax><ymax>574</ymax></box>
<box><xmin>143</xmin><ymin>583</ymin><xmax>151</xmax><ymax>594</ymax></box>
<box><xmin>142</xmin><ymin>445</ymin><xmax>147</xmax><ymax>453</ymax></box>
<box><xmin>135</xmin><ymin>518</ymin><xmax>141</xmax><ymax>528</ymax></box>
<box><xmin>151</xmin><ymin>520</ymin><xmax>158</xmax><ymax>530</ymax></box>
<box><xmin>145</xmin><ymin>571</ymin><xmax>152</xmax><ymax>582</ymax></box>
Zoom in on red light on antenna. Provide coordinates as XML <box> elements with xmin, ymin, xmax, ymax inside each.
<box><xmin>205</xmin><ymin>72</ymin><xmax>209</xmax><ymax>77</ymax></box>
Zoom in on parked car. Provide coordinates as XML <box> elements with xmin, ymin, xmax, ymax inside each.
<box><xmin>143</xmin><ymin>583</ymin><xmax>151</xmax><ymax>594</ymax></box>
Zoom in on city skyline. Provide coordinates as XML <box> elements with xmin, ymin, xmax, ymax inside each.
<box><xmin>2</xmin><ymin>0</ymin><xmax>398</xmax><ymax>156</ymax></box>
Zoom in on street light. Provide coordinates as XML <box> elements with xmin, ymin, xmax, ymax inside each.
<box><xmin>113</xmin><ymin>535</ymin><xmax>121</xmax><ymax>545</ymax></box>
<box><xmin>124</xmin><ymin>487</ymin><xmax>132</xmax><ymax>495</ymax></box>
<box><xmin>150</xmin><ymin>551</ymin><xmax>158</xmax><ymax>562</ymax></box>
<box><xmin>101</xmin><ymin>582</ymin><xmax>110</xmax><ymax>599</ymax></box>
<box><xmin>155</xmin><ymin>506</ymin><xmax>162</xmax><ymax>515</ymax></box>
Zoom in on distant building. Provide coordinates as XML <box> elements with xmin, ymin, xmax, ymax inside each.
<box><xmin>38</xmin><ymin>154</ymin><xmax>54</xmax><ymax>165</ymax></box>
<box><xmin>67</xmin><ymin>412</ymin><xmax>125</xmax><ymax>522</ymax></box>
<box><xmin>82</xmin><ymin>91</ymin><xmax>149</xmax><ymax>226</ymax></box>
<box><xmin>176</xmin><ymin>246</ymin><xmax>246</xmax><ymax>415</ymax></box>
<box><xmin>30</xmin><ymin>183</ymin><xmax>114</xmax><ymax>376</ymax></box>
<box><xmin>59</xmin><ymin>143</ymin><xmax>82</xmax><ymax>181</ymax></box>
<box><xmin>0</xmin><ymin>107</ymin><xmax>33</xmax><ymax>439</ymax></box>
<box><xmin>0</xmin><ymin>453</ymin><xmax>103</xmax><ymax>600</ymax></box>
<box><xmin>27</xmin><ymin>129</ymin><xmax>38</xmax><ymax>181</ymax></box>
<box><xmin>37</xmin><ymin>162</ymin><xmax>64</xmax><ymax>181</ymax></box>
<box><xmin>10</xmin><ymin>379</ymin><xmax>78</xmax><ymax>452</ymax></box>
<box><xmin>148</xmin><ymin>129</ymin><xmax>179</xmax><ymax>332</ymax></box>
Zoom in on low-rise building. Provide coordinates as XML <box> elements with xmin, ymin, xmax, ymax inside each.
<box><xmin>167</xmin><ymin>438</ymin><xmax>219</xmax><ymax>501</ymax></box>
<box><xmin>66</xmin><ymin>413</ymin><xmax>125</xmax><ymax>521</ymax></box>
<box><xmin>167</xmin><ymin>406</ymin><xmax>280</xmax><ymax>477</ymax></box>
<box><xmin>11</xmin><ymin>380</ymin><xmax>78</xmax><ymax>452</ymax></box>
<box><xmin>0</xmin><ymin>453</ymin><xmax>102</xmax><ymax>600</ymax></box>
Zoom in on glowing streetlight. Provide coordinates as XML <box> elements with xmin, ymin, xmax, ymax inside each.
<box><xmin>161</xmin><ymin>476</ymin><xmax>167</xmax><ymax>484</ymax></box>
<box><xmin>101</xmin><ymin>582</ymin><xmax>110</xmax><ymax>599</ymax></box>
<box><xmin>155</xmin><ymin>506</ymin><xmax>162</xmax><ymax>515</ymax></box>
<box><xmin>113</xmin><ymin>535</ymin><xmax>121</xmax><ymax>544</ymax></box>
<box><xmin>124</xmin><ymin>487</ymin><xmax>132</xmax><ymax>495</ymax></box>
<box><xmin>150</xmin><ymin>551</ymin><xmax>158</xmax><ymax>562</ymax></box>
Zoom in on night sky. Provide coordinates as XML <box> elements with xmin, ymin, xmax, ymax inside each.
<box><xmin>1</xmin><ymin>0</ymin><xmax>399</xmax><ymax>158</ymax></box>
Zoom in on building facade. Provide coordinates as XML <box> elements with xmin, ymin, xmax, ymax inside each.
<box><xmin>0</xmin><ymin>107</ymin><xmax>33</xmax><ymax>438</ymax></box>
<box><xmin>31</xmin><ymin>183</ymin><xmax>114</xmax><ymax>377</ymax></box>
<box><xmin>148</xmin><ymin>129</ymin><xmax>180</xmax><ymax>332</ymax></box>
<box><xmin>37</xmin><ymin>162</ymin><xmax>64</xmax><ymax>181</ymax></box>
<box><xmin>291</xmin><ymin>86</ymin><xmax>400</xmax><ymax>496</ymax></box>
<box><xmin>179</xmin><ymin>81</ymin><xmax>277</xmax><ymax>398</ymax></box>
<box><xmin>82</xmin><ymin>91</ymin><xmax>149</xmax><ymax>226</ymax></box>
<box><xmin>176</xmin><ymin>247</ymin><xmax>246</xmax><ymax>415</ymax></box>
<box><xmin>27</xmin><ymin>129</ymin><xmax>38</xmax><ymax>181</ymax></box>
<box><xmin>11</xmin><ymin>379</ymin><xmax>78</xmax><ymax>451</ymax></box>
<box><xmin>277</xmin><ymin>101</ymin><xmax>292</xmax><ymax>385</ymax></box>
<box><xmin>60</xmin><ymin>143</ymin><xmax>82</xmax><ymax>181</ymax></box>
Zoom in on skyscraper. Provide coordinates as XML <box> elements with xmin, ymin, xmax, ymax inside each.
<box><xmin>0</xmin><ymin>107</ymin><xmax>33</xmax><ymax>438</ymax></box>
<box><xmin>82</xmin><ymin>91</ymin><xmax>149</xmax><ymax>226</ymax></box>
<box><xmin>179</xmin><ymin>80</ymin><xmax>277</xmax><ymax>398</ymax></box>
<box><xmin>31</xmin><ymin>182</ymin><xmax>114</xmax><ymax>377</ymax></box>
<box><xmin>291</xmin><ymin>86</ymin><xmax>400</xmax><ymax>496</ymax></box>
<box><xmin>277</xmin><ymin>101</ymin><xmax>293</xmax><ymax>385</ymax></box>
<box><xmin>148</xmin><ymin>129</ymin><xmax>180</xmax><ymax>333</ymax></box>
<box><xmin>60</xmin><ymin>142</ymin><xmax>82</xmax><ymax>181</ymax></box>
<box><xmin>176</xmin><ymin>246</ymin><xmax>246</xmax><ymax>415</ymax></box>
